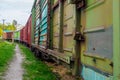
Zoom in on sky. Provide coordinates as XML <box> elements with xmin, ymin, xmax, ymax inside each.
<box><xmin>0</xmin><ymin>0</ymin><xmax>34</xmax><ymax>26</ymax></box>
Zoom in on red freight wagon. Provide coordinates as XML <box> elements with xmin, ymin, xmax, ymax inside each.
<box><xmin>22</xmin><ymin>27</ymin><xmax>26</xmax><ymax>43</ymax></box>
<box><xmin>20</xmin><ymin>27</ymin><xmax>24</xmax><ymax>42</ymax></box>
<box><xmin>24</xmin><ymin>24</ymin><xmax>28</xmax><ymax>43</ymax></box>
<box><xmin>3</xmin><ymin>31</ymin><xmax>13</xmax><ymax>40</ymax></box>
<box><xmin>27</xmin><ymin>15</ymin><xmax>32</xmax><ymax>47</ymax></box>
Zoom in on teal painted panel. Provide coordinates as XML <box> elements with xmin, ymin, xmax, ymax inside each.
<box><xmin>39</xmin><ymin>4</ymin><xmax>48</xmax><ymax>46</ymax></box>
<box><xmin>40</xmin><ymin>0</ymin><xmax>46</xmax><ymax>9</ymax></box>
<box><xmin>82</xmin><ymin>66</ymin><xmax>113</xmax><ymax>80</ymax></box>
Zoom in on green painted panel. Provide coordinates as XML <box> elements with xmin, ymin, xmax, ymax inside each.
<box><xmin>14</xmin><ymin>31</ymin><xmax>20</xmax><ymax>40</ymax></box>
<box><xmin>31</xmin><ymin>7</ymin><xmax>36</xmax><ymax>44</ymax></box>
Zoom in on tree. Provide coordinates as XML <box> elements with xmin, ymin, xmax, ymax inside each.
<box><xmin>0</xmin><ymin>23</ymin><xmax>16</xmax><ymax>36</ymax></box>
<box><xmin>0</xmin><ymin>28</ymin><xmax>3</xmax><ymax>37</ymax></box>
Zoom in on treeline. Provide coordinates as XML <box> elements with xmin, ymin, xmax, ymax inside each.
<box><xmin>0</xmin><ymin>23</ymin><xmax>16</xmax><ymax>36</ymax></box>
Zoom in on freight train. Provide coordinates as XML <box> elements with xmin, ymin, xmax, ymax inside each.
<box><xmin>3</xmin><ymin>30</ymin><xmax>13</xmax><ymax>41</ymax></box>
<box><xmin>4</xmin><ymin>0</ymin><xmax>120</xmax><ymax>80</ymax></box>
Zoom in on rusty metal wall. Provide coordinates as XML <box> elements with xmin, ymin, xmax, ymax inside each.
<box><xmin>26</xmin><ymin>15</ymin><xmax>32</xmax><ymax>46</ymax></box>
<box><xmin>2</xmin><ymin>31</ymin><xmax>13</xmax><ymax>40</ymax></box>
<box><xmin>20</xmin><ymin>27</ymin><xmax>25</xmax><ymax>42</ymax></box>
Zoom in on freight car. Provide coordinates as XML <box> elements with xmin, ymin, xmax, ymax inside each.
<box><xmin>31</xmin><ymin>0</ymin><xmax>82</xmax><ymax>75</ymax></box>
<box><xmin>14</xmin><ymin>30</ymin><xmax>20</xmax><ymax>42</ymax></box>
<box><xmin>2</xmin><ymin>30</ymin><xmax>13</xmax><ymax>41</ymax></box>
<box><xmin>20</xmin><ymin>27</ymin><xmax>24</xmax><ymax>43</ymax></box>
<box><xmin>31</xmin><ymin>0</ymin><xmax>50</xmax><ymax>57</ymax></box>
<box><xmin>20</xmin><ymin>15</ymin><xmax>32</xmax><ymax>47</ymax></box>
<box><xmin>27</xmin><ymin>15</ymin><xmax>32</xmax><ymax>47</ymax></box>
<box><xmin>30</xmin><ymin>0</ymin><xmax>114</xmax><ymax>80</ymax></box>
<box><xmin>30</xmin><ymin>0</ymin><xmax>83</xmax><ymax>76</ymax></box>
<box><xmin>14</xmin><ymin>0</ymin><xmax>120</xmax><ymax>80</ymax></box>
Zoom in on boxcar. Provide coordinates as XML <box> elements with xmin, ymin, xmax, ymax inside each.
<box><xmin>14</xmin><ymin>30</ymin><xmax>20</xmax><ymax>42</ymax></box>
<box><xmin>20</xmin><ymin>27</ymin><xmax>24</xmax><ymax>43</ymax></box>
<box><xmin>80</xmin><ymin>0</ymin><xmax>113</xmax><ymax>79</ymax></box>
<box><xmin>31</xmin><ymin>0</ymin><xmax>51</xmax><ymax>57</ymax></box>
<box><xmin>29</xmin><ymin>0</ymin><xmax>120</xmax><ymax>80</ymax></box>
<box><xmin>19</xmin><ymin>15</ymin><xmax>32</xmax><ymax>46</ymax></box>
<box><xmin>23</xmin><ymin>26</ymin><xmax>27</xmax><ymax>44</ymax></box>
<box><xmin>3</xmin><ymin>30</ymin><xmax>13</xmax><ymax>40</ymax></box>
<box><xmin>27</xmin><ymin>15</ymin><xmax>32</xmax><ymax>47</ymax></box>
<box><xmin>31</xmin><ymin>0</ymin><xmax>76</xmax><ymax>72</ymax></box>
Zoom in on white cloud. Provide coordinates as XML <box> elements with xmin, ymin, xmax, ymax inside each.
<box><xmin>0</xmin><ymin>0</ymin><xmax>34</xmax><ymax>25</ymax></box>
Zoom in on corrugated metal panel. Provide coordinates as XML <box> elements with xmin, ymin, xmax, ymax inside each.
<box><xmin>82</xmin><ymin>66</ymin><xmax>113</xmax><ymax>80</ymax></box>
<box><xmin>20</xmin><ymin>28</ymin><xmax>23</xmax><ymax>41</ymax></box>
<box><xmin>20</xmin><ymin>27</ymin><xmax>25</xmax><ymax>42</ymax></box>
<box><xmin>27</xmin><ymin>15</ymin><xmax>32</xmax><ymax>46</ymax></box>
<box><xmin>39</xmin><ymin>3</ymin><xmax>48</xmax><ymax>48</ymax></box>
<box><xmin>23</xmin><ymin>27</ymin><xmax>26</xmax><ymax>42</ymax></box>
<box><xmin>25</xmin><ymin>25</ymin><xmax>28</xmax><ymax>43</ymax></box>
<box><xmin>34</xmin><ymin>1</ymin><xmax>40</xmax><ymax>45</ymax></box>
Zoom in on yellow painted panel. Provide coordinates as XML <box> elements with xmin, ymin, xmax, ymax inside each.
<box><xmin>53</xmin><ymin>0</ymin><xmax>58</xmax><ymax>5</ymax></box>
<box><xmin>81</xmin><ymin>0</ymin><xmax>113</xmax><ymax>74</ymax></box>
<box><xmin>53</xmin><ymin>7</ymin><xmax>59</xmax><ymax>50</ymax></box>
<box><xmin>64</xmin><ymin>19</ymin><xmax>75</xmax><ymax>33</ymax></box>
<box><xmin>83</xmin><ymin>55</ymin><xmax>113</xmax><ymax>74</ymax></box>
<box><xmin>81</xmin><ymin>42</ymin><xmax>113</xmax><ymax>74</ymax></box>
<box><xmin>53</xmin><ymin>24</ymin><xmax>59</xmax><ymax>50</ymax></box>
<box><xmin>53</xmin><ymin>37</ymin><xmax>59</xmax><ymax>49</ymax></box>
<box><xmin>63</xmin><ymin>1</ymin><xmax>75</xmax><ymax>55</ymax></box>
<box><xmin>53</xmin><ymin>8</ymin><xmax>59</xmax><ymax>25</ymax></box>
<box><xmin>64</xmin><ymin>2</ymin><xmax>74</xmax><ymax>21</ymax></box>
<box><xmin>84</xmin><ymin>0</ymin><xmax>112</xmax><ymax>28</ymax></box>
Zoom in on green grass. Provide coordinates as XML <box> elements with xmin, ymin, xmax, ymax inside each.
<box><xmin>19</xmin><ymin>44</ymin><xmax>56</xmax><ymax>80</ymax></box>
<box><xmin>0</xmin><ymin>40</ymin><xmax>15</xmax><ymax>76</ymax></box>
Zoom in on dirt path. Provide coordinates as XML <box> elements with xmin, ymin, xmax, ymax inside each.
<box><xmin>45</xmin><ymin>62</ymin><xmax>76</xmax><ymax>80</ymax></box>
<box><xmin>3</xmin><ymin>44</ymin><xmax>24</xmax><ymax>80</ymax></box>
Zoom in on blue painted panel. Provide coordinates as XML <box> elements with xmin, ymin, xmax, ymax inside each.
<box><xmin>40</xmin><ymin>0</ymin><xmax>46</xmax><ymax>9</ymax></box>
<box><xmin>86</xmin><ymin>26</ymin><xmax>113</xmax><ymax>59</ymax></box>
<box><xmin>41</xmin><ymin>29</ymin><xmax>47</xmax><ymax>35</ymax></box>
<box><xmin>81</xmin><ymin>66</ymin><xmax>113</xmax><ymax>80</ymax></box>
<box><xmin>39</xmin><ymin>4</ymin><xmax>48</xmax><ymax>46</ymax></box>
